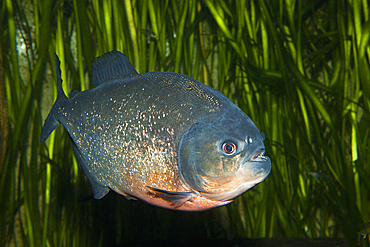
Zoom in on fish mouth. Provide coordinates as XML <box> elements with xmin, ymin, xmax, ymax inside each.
<box><xmin>198</xmin><ymin>149</ymin><xmax>271</xmax><ymax>202</ymax></box>
<box><xmin>248</xmin><ymin>149</ymin><xmax>268</xmax><ymax>162</ymax></box>
<box><xmin>240</xmin><ymin>148</ymin><xmax>271</xmax><ymax>178</ymax></box>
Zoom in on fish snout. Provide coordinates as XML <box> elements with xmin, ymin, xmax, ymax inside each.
<box><xmin>240</xmin><ymin>148</ymin><xmax>271</xmax><ymax>179</ymax></box>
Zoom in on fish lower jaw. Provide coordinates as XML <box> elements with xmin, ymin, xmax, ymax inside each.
<box><xmin>196</xmin><ymin>177</ymin><xmax>265</xmax><ymax>202</ymax></box>
<box><xmin>240</xmin><ymin>154</ymin><xmax>271</xmax><ymax>179</ymax></box>
<box><xmin>250</xmin><ymin>167</ymin><xmax>268</xmax><ymax>177</ymax></box>
<box><xmin>198</xmin><ymin>186</ymin><xmax>253</xmax><ymax>202</ymax></box>
<box><xmin>237</xmin><ymin>164</ymin><xmax>270</xmax><ymax>180</ymax></box>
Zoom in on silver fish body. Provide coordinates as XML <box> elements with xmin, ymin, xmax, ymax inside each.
<box><xmin>41</xmin><ymin>51</ymin><xmax>271</xmax><ymax>211</ymax></box>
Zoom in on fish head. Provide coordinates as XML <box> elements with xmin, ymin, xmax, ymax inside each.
<box><xmin>178</xmin><ymin>107</ymin><xmax>271</xmax><ymax>202</ymax></box>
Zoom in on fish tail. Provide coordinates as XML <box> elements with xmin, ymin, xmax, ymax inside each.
<box><xmin>40</xmin><ymin>53</ymin><xmax>68</xmax><ymax>142</ymax></box>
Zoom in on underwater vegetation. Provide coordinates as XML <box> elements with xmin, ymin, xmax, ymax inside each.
<box><xmin>0</xmin><ymin>0</ymin><xmax>369</xmax><ymax>246</ymax></box>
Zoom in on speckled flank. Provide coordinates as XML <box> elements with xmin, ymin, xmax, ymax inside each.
<box><xmin>60</xmin><ymin>73</ymin><xmax>227</xmax><ymax>199</ymax></box>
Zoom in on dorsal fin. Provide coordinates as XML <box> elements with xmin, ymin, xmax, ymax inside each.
<box><xmin>90</xmin><ymin>50</ymin><xmax>138</xmax><ymax>87</ymax></box>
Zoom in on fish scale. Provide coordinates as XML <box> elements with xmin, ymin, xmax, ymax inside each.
<box><xmin>41</xmin><ymin>50</ymin><xmax>271</xmax><ymax>211</ymax></box>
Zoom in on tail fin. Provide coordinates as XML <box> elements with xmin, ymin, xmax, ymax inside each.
<box><xmin>40</xmin><ymin>53</ymin><xmax>68</xmax><ymax>142</ymax></box>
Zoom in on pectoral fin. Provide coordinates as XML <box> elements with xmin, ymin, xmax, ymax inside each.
<box><xmin>147</xmin><ymin>187</ymin><xmax>197</xmax><ymax>208</ymax></box>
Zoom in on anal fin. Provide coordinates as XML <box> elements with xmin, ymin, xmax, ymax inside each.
<box><xmin>72</xmin><ymin>143</ymin><xmax>110</xmax><ymax>199</ymax></box>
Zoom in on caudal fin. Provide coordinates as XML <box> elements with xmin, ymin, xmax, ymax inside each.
<box><xmin>40</xmin><ymin>53</ymin><xmax>68</xmax><ymax>142</ymax></box>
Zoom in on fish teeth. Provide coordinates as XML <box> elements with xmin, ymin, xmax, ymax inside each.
<box><xmin>249</xmin><ymin>149</ymin><xmax>265</xmax><ymax>161</ymax></box>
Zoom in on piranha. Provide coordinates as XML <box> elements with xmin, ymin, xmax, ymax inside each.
<box><xmin>41</xmin><ymin>50</ymin><xmax>271</xmax><ymax>211</ymax></box>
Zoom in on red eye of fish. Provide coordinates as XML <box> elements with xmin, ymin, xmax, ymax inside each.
<box><xmin>222</xmin><ymin>142</ymin><xmax>236</xmax><ymax>155</ymax></box>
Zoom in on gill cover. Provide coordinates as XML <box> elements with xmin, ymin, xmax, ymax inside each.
<box><xmin>178</xmin><ymin>108</ymin><xmax>264</xmax><ymax>198</ymax></box>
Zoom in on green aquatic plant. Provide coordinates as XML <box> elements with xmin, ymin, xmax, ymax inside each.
<box><xmin>0</xmin><ymin>0</ymin><xmax>369</xmax><ymax>246</ymax></box>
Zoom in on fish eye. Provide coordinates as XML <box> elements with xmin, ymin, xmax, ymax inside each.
<box><xmin>221</xmin><ymin>141</ymin><xmax>237</xmax><ymax>155</ymax></box>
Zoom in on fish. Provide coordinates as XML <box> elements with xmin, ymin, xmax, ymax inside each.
<box><xmin>40</xmin><ymin>50</ymin><xmax>271</xmax><ymax>211</ymax></box>
<box><xmin>358</xmin><ymin>222</ymin><xmax>370</xmax><ymax>242</ymax></box>
<box><xmin>308</xmin><ymin>171</ymin><xmax>330</xmax><ymax>179</ymax></box>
